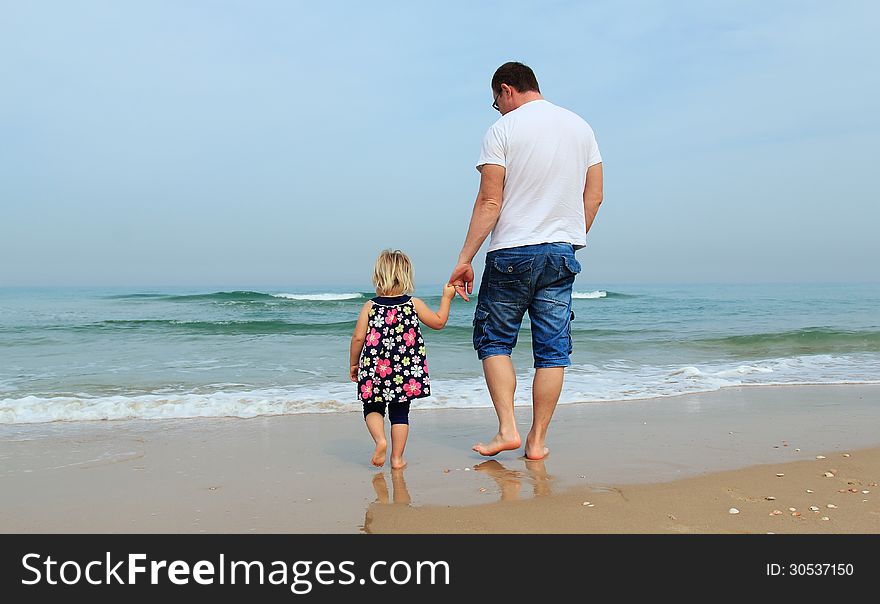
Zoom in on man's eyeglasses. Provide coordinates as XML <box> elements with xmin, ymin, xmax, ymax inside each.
<box><xmin>492</xmin><ymin>91</ymin><xmax>501</xmax><ymax>112</ymax></box>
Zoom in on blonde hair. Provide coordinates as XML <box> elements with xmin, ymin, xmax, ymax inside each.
<box><xmin>372</xmin><ymin>249</ymin><xmax>415</xmax><ymax>296</ymax></box>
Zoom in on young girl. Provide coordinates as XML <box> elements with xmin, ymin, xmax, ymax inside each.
<box><xmin>350</xmin><ymin>249</ymin><xmax>455</xmax><ymax>469</ymax></box>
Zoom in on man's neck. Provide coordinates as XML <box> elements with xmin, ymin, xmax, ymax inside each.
<box><xmin>511</xmin><ymin>92</ymin><xmax>544</xmax><ymax>111</ymax></box>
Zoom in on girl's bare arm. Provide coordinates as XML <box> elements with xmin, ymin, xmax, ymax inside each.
<box><xmin>349</xmin><ymin>301</ymin><xmax>372</xmax><ymax>381</ymax></box>
<box><xmin>412</xmin><ymin>285</ymin><xmax>455</xmax><ymax>330</ymax></box>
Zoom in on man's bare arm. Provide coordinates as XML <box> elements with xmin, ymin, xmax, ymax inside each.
<box><xmin>449</xmin><ymin>164</ymin><xmax>505</xmax><ymax>300</ymax></box>
<box><xmin>458</xmin><ymin>164</ymin><xmax>505</xmax><ymax>264</ymax></box>
<box><xmin>584</xmin><ymin>162</ymin><xmax>603</xmax><ymax>236</ymax></box>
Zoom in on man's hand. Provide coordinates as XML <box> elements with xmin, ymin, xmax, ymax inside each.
<box><xmin>448</xmin><ymin>262</ymin><xmax>474</xmax><ymax>302</ymax></box>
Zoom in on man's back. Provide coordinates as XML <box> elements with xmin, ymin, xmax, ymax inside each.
<box><xmin>477</xmin><ymin>99</ymin><xmax>602</xmax><ymax>252</ymax></box>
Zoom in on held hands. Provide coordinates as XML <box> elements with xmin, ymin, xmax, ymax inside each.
<box><xmin>442</xmin><ymin>282</ymin><xmax>457</xmax><ymax>300</ymax></box>
<box><xmin>448</xmin><ymin>262</ymin><xmax>475</xmax><ymax>302</ymax></box>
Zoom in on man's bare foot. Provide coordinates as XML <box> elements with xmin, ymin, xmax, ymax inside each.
<box><xmin>390</xmin><ymin>456</ymin><xmax>407</xmax><ymax>470</ymax></box>
<box><xmin>524</xmin><ymin>438</ymin><xmax>549</xmax><ymax>460</ymax></box>
<box><xmin>371</xmin><ymin>440</ymin><xmax>387</xmax><ymax>467</ymax></box>
<box><xmin>472</xmin><ymin>432</ymin><xmax>521</xmax><ymax>456</ymax></box>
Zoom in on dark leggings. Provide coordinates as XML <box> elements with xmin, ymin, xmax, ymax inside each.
<box><xmin>363</xmin><ymin>399</ymin><xmax>411</xmax><ymax>425</ymax></box>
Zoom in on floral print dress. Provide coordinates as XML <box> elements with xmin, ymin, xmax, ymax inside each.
<box><xmin>357</xmin><ymin>295</ymin><xmax>430</xmax><ymax>404</ymax></box>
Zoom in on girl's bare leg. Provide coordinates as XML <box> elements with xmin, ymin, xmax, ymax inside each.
<box><xmin>390</xmin><ymin>423</ymin><xmax>408</xmax><ymax>470</ymax></box>
<box><xmin>365</xmin><ymin>412</ymin><xmax>387</xmax><ymax>467</ymax></box>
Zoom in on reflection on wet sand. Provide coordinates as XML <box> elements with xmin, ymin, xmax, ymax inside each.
<box><xmin>371</xmin><ymin>469</ymin><xmax>411</xmax><ymax>505</ymax></box>
<box><xmin>474</xmin><ymin>457</ymin><xmax>554</xmax><ymax>500</ymax></box>
<box><xmin>524</xmin><ymin>458</ymin><xmax>553</xmax><ymax>497</ymax></box>
<box><xmin>474</xmin><ymin>460</ymin><xmax>522</xmax><ymax>500</ymax></box>
<box><xmin>368</xmin><ymin>458</ymin><xmax>553</xmax><ymax>515</ymax></box>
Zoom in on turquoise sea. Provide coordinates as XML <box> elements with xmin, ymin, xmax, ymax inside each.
<box><xmin>1</xmin><ymin>283</ymin><xmax>879</xmax><ymax>424</ymax></box>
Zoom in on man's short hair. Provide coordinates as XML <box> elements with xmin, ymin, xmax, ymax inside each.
<box><xmin>492</xmin><ymin>62</ymin><xmax>540</xmax><ymax>95</ymax></box>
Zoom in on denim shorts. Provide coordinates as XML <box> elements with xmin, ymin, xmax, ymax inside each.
<box><xmin>472</xmin><ymin>242</ymin><xmax>581</xmax><ymax>368</ymax></box>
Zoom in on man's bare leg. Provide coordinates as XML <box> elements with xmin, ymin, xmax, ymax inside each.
<box><xmin>525</xmin><ymin>366</ymin><xmax>564</xmax><ymax>460</ymax></box>
<box><xmin>473</xmin><ymin>355</ymin><xmax>522</xmax><ymax>456</ymax></box>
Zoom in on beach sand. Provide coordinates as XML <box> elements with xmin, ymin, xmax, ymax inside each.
<box><xmin>365</xmin><ymin>446</ymin><xmax>880</xmax><ymax>534</ymax></box>
<box><xmin>1</xmin><ymin>383</ymin><xmax>878</xmax><ymax>533</ymax></box>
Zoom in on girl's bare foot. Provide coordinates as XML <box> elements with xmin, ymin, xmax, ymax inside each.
<box><xmin>473</xmin><ymin>432</ymin><xmax>521</xmax><ymax>456</ymax></box>
<box><xmin>390</xmin><ymin>456</ymin><xmax>407</xmax><ymax>470</ymax></box>
<box><xmin>372</xmin><ymin>440</ymin><xmax>387</xmax><ymax>467</ymax></box>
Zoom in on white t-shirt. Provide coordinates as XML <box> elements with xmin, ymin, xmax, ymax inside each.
<box><xmin>477</xmin><ymin>99</ymin><xmax>602</xmax><ymax>252</ymax></box>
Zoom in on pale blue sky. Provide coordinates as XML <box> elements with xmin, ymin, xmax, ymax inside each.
<box><xmin>1</xmin><ymin>1</ymin><xmax>878</xmax><ymax>288</ymax></box>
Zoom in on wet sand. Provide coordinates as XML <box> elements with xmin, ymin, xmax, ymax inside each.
<box><xmin>1</xmin><ymin>383</ymin><xmax>879</xmax><ymax>533</ymax></box>
<box><xmin>365</xmin><ymin>447</ymin><xmax>880</xmax><ymax>533</ymax></box>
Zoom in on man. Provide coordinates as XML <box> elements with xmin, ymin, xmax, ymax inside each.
<box><xmin>449</xmin><ymin>61</ymin><xmax>604</xmax><ymax>460</ymax></box>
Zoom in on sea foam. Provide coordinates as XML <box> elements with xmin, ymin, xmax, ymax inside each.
<box><xmin>273</xmin><ymin>293</ymin><xmax>363</xmax><ymax>301</ymax></box>
<box><xmin>3</xmin><ymin>354</ymin><xmax>878</xmax><ymax>424</ymax></box>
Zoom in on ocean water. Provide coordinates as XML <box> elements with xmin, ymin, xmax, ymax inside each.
<box><xmin>1</xmin><ymin>283</ymin><xmax>879</xmax><ymax>424</ymax></box>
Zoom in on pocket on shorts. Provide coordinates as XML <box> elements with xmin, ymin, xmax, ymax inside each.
<box><xmin>562</xmin><ymin>255</ymin><xmax>582</xmax><ymax>276</ymax></box>
<box><xmin>492</xmin><ymin>256</ymin><xmax>533</xmax><ymax>277</ymax></box>
<box><xmin>472</xmin><ymin>307</ymin><xmax>490</xmax><ymax>350</ymax></box>
<box><xmin>489</xmin><ymin>256</ymin><xmax>532</xmax><ymax>303</ymax></box>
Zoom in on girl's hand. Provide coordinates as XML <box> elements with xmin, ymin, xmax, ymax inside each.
<box><xmin>350</xmin><ymin>365</ymin><xmax>359</xmax><ymax>382</ymax></box>
<box><xmin>442</xmin><ymin>282</ymin><xmax>457</xmax><ymax>300</ymax></box>
<box><xmin>448</xmin><ymin>262</ymin><xmax>474</xmax><ymax>301</ymax></box>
